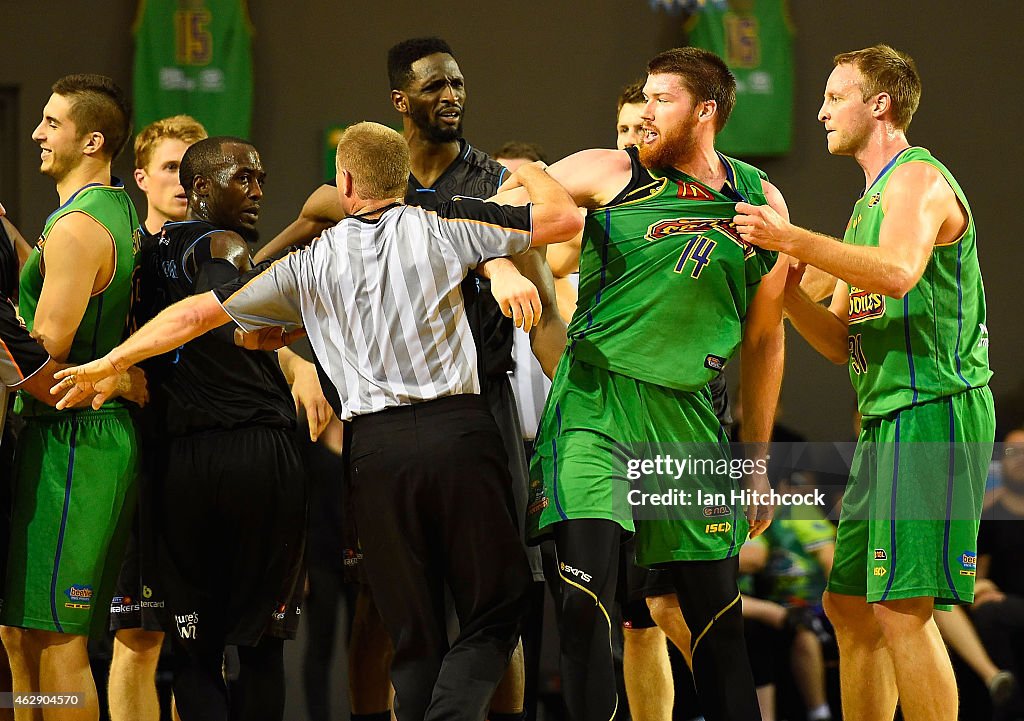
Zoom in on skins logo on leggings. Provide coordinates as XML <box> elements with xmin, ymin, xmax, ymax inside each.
<box><xmin>560</xmin><ymin>562</ymin><xmax>593</xmax><ymax>583</ymax></box>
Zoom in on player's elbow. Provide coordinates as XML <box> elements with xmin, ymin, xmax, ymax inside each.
<box><xmin>826</xmin><ymin>346</ymin><xmax>850</xmax><ymax>365</ymax></box>
<box><xmin>534</xmin><ymin>207</ymin><xmax>584</xmax><ymax>246</ymax></box>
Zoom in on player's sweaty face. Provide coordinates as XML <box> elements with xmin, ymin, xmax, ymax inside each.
<box><xmin>208</xmin><ymin>144</ymin><xmax>265</xmax><ymax>241</ymax></box>
<box><xmin>637</xmin><ymin>74</ymin><xmax>700</xmax><ymax>169</ymax></box>
<box><xmin>818</xmin><ymin>64</ymin><xmax>873</xmax><ymax>156</ymax></box>
<box><xmin>32</xmin><ymin>93</ymin><xmax>83</xmax><ymax>181</ymax></box>
<box><xmin>405</xmin><ymin>53</ymin><xmax>466</xmax><ymax>143</ymax></box>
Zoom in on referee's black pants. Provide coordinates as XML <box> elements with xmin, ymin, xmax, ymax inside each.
<box><xmin>349</xmin><ymin>394</ymin><xmax>531</xmax><ymax>721</ymax></box>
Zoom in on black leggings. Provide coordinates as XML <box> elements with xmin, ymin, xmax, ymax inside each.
<box><xmin>550</xmin><ymin>518</ymin><xmax>622</xmax><ymax>721</ymax></box>
<box><xmin>669</xmin><ymin>556</ymin><xmax>761</xmax><ymax>721</ymax></box>
<box><xmin>172</xmin><ymin>635</ymin><xmax>286</xmax><ymax>721</ymax></box>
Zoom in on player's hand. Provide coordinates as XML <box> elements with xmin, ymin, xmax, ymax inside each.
<box><xmin>488</xmin><ymin>264</ymin><xmax>542</xmax><ymax>332</ymax></box>
<box><xmin>289</xmin><ymin>359</ymin><xmax>333</xmax><ymax>442</ymax></box>
<box><xmin>116</xmin><ymin>366</ymin><xmax>150</xmax><ymax>408</ymax></box>
<box><xmin>744</xmin><ymin>467</ymin><xmax>774</xmax><ymax>538</ymax></box>
<box><xmin>51</xmin><ymin>357</ymin><xmax>123</xmax><ymax>410</ymax></box>
<box><xmin>234</xmin><ymin>325</ymin><xmax>307</xmax><ymax>351</ymax></box>
<box><xmin>734</xmin><ymin>202</ymin><xmax>793</xmax><ymax>253</ymax></box>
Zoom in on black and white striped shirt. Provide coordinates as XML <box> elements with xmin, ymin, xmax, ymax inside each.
<box><xmin>215</xmin><ymin>199</ymin><xmax>532</xmax><ymax>421</ymax></box>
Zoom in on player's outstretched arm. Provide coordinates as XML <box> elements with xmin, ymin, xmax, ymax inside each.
<box><xmin>253</xmin><ymin>184</ymin><xmax>343</xmax><ymax>264</ymax></box>
<box><xmin>734</xmin><ymin>163</ymin><xmax>950</xmax><ymax>298</ymax></box>
<box><xmin>52</xmin><ymin>292</ymin><xmax>230</xmax><ymax>409</ymax></box>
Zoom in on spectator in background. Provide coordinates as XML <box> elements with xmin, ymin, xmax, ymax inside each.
<box><xmin>973</xmin><ymin>427</ymin><xmax>1024</xmax><ymax>718</ymax></box>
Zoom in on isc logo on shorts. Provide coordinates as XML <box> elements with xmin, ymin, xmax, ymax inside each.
<box><xmin>873</xmin><ymin>567</ymin><xmax>887</xmax><ymax>577</ymax></box>
<box><xmin>704</xmin><ymin>522</ymin><xmax>732</xmax><ymax>534</ymax></box>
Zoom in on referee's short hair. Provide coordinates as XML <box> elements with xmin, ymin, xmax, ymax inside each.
<box><xmin>335</xmin><ymin>122</ymin><xmax>409</xmax><ymax>200</ymax></box>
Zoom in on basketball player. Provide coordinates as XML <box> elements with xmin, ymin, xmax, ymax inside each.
<box><xmin>498</xmin><ymin>47</ymin><xmax>789</xmax><ymax>721</ymax></box>
<box><xmin>107</xmin><ymin>114</ymin><xmax>207</xmax><ymax>721</ymax></box>
<box><xmin>734</xmin><ymin>44</ymin><xmax>994</xmax><ymax>721</ymax></box>
<box><xmin>0</xmin><ymin>74</ymin><xmax>141</xmax><ymax>721</ymax></box>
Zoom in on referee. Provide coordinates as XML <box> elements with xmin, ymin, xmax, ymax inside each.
<box><xmin>53</xmin><ymin>122</ymin><xmax>584</xmax><ymax>721</ymax></box>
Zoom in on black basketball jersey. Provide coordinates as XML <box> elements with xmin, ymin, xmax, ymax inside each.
<box><xmin>133</xmin><ymin>219</ymin><xmax>295</xmax><ymax>437</ymax></box>
<box><xmin>405</xmin><ymin>139</ymin><xmax>514</xmax><ymax>382</ymax></box>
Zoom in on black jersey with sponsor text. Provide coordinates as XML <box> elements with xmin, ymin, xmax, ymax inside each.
<box><xmin>133</xmin><ymin>219</ymin><xmax>294</xmax><ymax>437</ymax></box>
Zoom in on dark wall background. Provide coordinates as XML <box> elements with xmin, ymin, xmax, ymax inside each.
<box><xmin>3</xmin><ymin>1</ymin><xmax>1022</xmax><ymax>442</ymax></box>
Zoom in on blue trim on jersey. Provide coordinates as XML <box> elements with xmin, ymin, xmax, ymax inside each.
<box><xmin>43</xmin><ymin>179</ymin><xmax>127</xmax><ymax>228</ymax></box>
<box><xmin>568</xmin><ymin>212</ymin><xmax>611</xmax><ymax>353</ymax></box>
<box><xmin>180</xmin><ymin>230</ymin><xmax>221</xmax><ymax>285</ymax></box>
<box><xmin>497</xmin><ymin>166</ymin><xmax>509</xmax><ymax>187</ymax></box>
<box><xmin>717</xmin><ymin>153</ymin><xmax>749</xmax><ymax>203</ymax></box>
<box><xmin>44</xmin><ymin>183</ymin><xmax>104</xmax><ymax>227</ymax></box>
<box><xmin>50</xmin><ymin>416</ymin><xmax>79</xmax><ymax>632</ymax></box>
<box><xmin>861</xmin><ymin>147</ymin><xmax>915</xmax><ymax>198</ymax></box>
<box><xmin>881</xmin><ymin>413</ymin><xmax>901</xmax><ymax>601</ymax></box>
<box><xmin>552</xmin><ymin>403</ymin><xmax>567</xmax><ymax>521</ymax></box>
<box><xmin>414</xmin><ymin>188</ymin><xmax>437</xmax><ymax>193</ymax></box>
<box><xmin>953</xmin><ymin>243</ymin><xmax>970</xmax><ymax>388</ymax></box>
<box><xmin>903</xmin><ymin>296</ymin><xmax>919</xmax><ymax>405</ymax></box>
<box><xmin>941</xmin><ymin>398</ymin><xmax>961</xmax><ymax>603</ymax></box>
<box><xmin>461</xmin><ymin>142</ymin><xmax>473</xmax><ymax>161</ymax></box>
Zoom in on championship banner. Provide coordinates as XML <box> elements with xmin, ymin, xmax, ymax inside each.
<box><xmin>133</xmin><ymin>0</ymin><xmax>255</xmax><ymax>137</ymax></box>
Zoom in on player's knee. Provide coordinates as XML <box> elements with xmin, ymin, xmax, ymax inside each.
<box><xmin>822</xmin><ymin>591</ymin><xmax>872</xmax><ymax>636</ymax></box>
<box><xmin>647</xmin><ymin>594</ymin><xmax>686</xmax><ymax>633</ymax></box>
<box><xmin>114</xmin><ymin>628</ymin><xmax>164</xmax><ymax>661</ymax></box>
<box><xmin>871</xmin><ymin>598</ymin><xmax>931</xmax><ymax>641</ymax></box>
<box><xmin>0</xmin><ymin>626</ymin><xmax>27</xmax><ymax>656</ymax></box>
<box><xmin>559</xmin><ymin>586</ymin><xmax>606</xmax><ymax>650</ymax></box>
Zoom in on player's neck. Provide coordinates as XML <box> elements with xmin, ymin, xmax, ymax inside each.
<box><xmin>144</xmin><ymin>208</ymin><xmax>177</xmax><ymax>235</ymax></box>
<box><xmin>854</xmin><ymin>131</ymin><xmax>910</xmax><ymax>190</ymax></box>
<box><xmin>671</xmin><ymin>143</ymin><xmax>727</xmax><ymax>190</ymax></box>
<box><xmin>55</xmin><ymin>159</ymin><xmax>111</xmax><ymax>206</ymax></box>
<box><xmin>405</xmin><ymin>124</ymin><xmax>460</xmax><ymax>188</ymax></box>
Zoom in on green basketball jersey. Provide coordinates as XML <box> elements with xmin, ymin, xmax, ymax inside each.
<box><xmin>844</xmin><ymin>147</ymin><xmax>991</xmax><ymax>418</ymax></box>
<box><xmin>18</xmin><ymin>183</ymin><xmax>140</xmax><ymax>414</ymax></box>
<box><xmin>568</xmin><ymin>148</ymin><xmax>777</xmax><ymax>392</ymax></box>
<box><xmin>133</xmin><ymin>0</ymin><xmax>254</xmax><ymax>137</ymax></box>
<box><xmin>686</xmin><ymin>0</ymin><xmax>795</xmax><ymax>156</ymax></box>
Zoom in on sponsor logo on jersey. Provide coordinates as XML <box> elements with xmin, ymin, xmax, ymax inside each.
<box><xmin>272</xmin><ymin>603</ymin><xmax>288</xmax><ymax>621</ymax></box>
<box><xmin>873</xmin><ymin>566</ymin><xmax>887</xmax><ymax>577</ymax></box>
<box><xmin>175</xmin><ymin>612</ymin><xmax>199</xmax><ymax>640</ymax></box>
<box><xmin>559</xmin><ymin>562</ymin><xmax>593</xmax><ymax>583</ymax></box>
<box><xmin>111</xmin><ymin>595</ymin><xmax>141</xmax><ymax>614</ymax></box>
<box><xmin>867</xmin><ymin>192</ymin><xmax>881</xmax><ymax>208</ymax></box>
<box><xmin>703</xmin><ymin>505</ymin><xmax>730</xmax><ymax>518</ymax></box>
<box><xmin>704</xmin><ymin>354</ymin><xmax>726</xmax><ymax>371</ymax></box>
<box><xmin>644</xmin><ymin>218</ymin><xmax>753</xmax><ymax>258</ymax></box>
<box><xmin>64</xmin><ymin>584</ymin><xmax>94</xmax><ymax>609</ymax></box>
<box><xmin>848</xmin><ymin>287</ymin><xmax>886</xmax><ymax>324</ymax></box>
<box><xmin>874</xmin><ymin>549</ymin><xmax>888</xmax><ymax>561</ymax></box>
<box><xmin>342</xmin><ymin>548</ymin><xmax>363</xmax><ymax>567</ymax></box>
<box><xmin>675</xmin><ymin>181</ymin><xmax>716</xmax><ymax>201</ymax></box>
<box><xmin>704</xmin><ymin>522</ymin><xmax>732</xmax><ymax>534</ymax></box>
<box><xmin>960</xmin><ymin>551</ymin><xmax>977</xmax><ymax>569</ymax></box>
